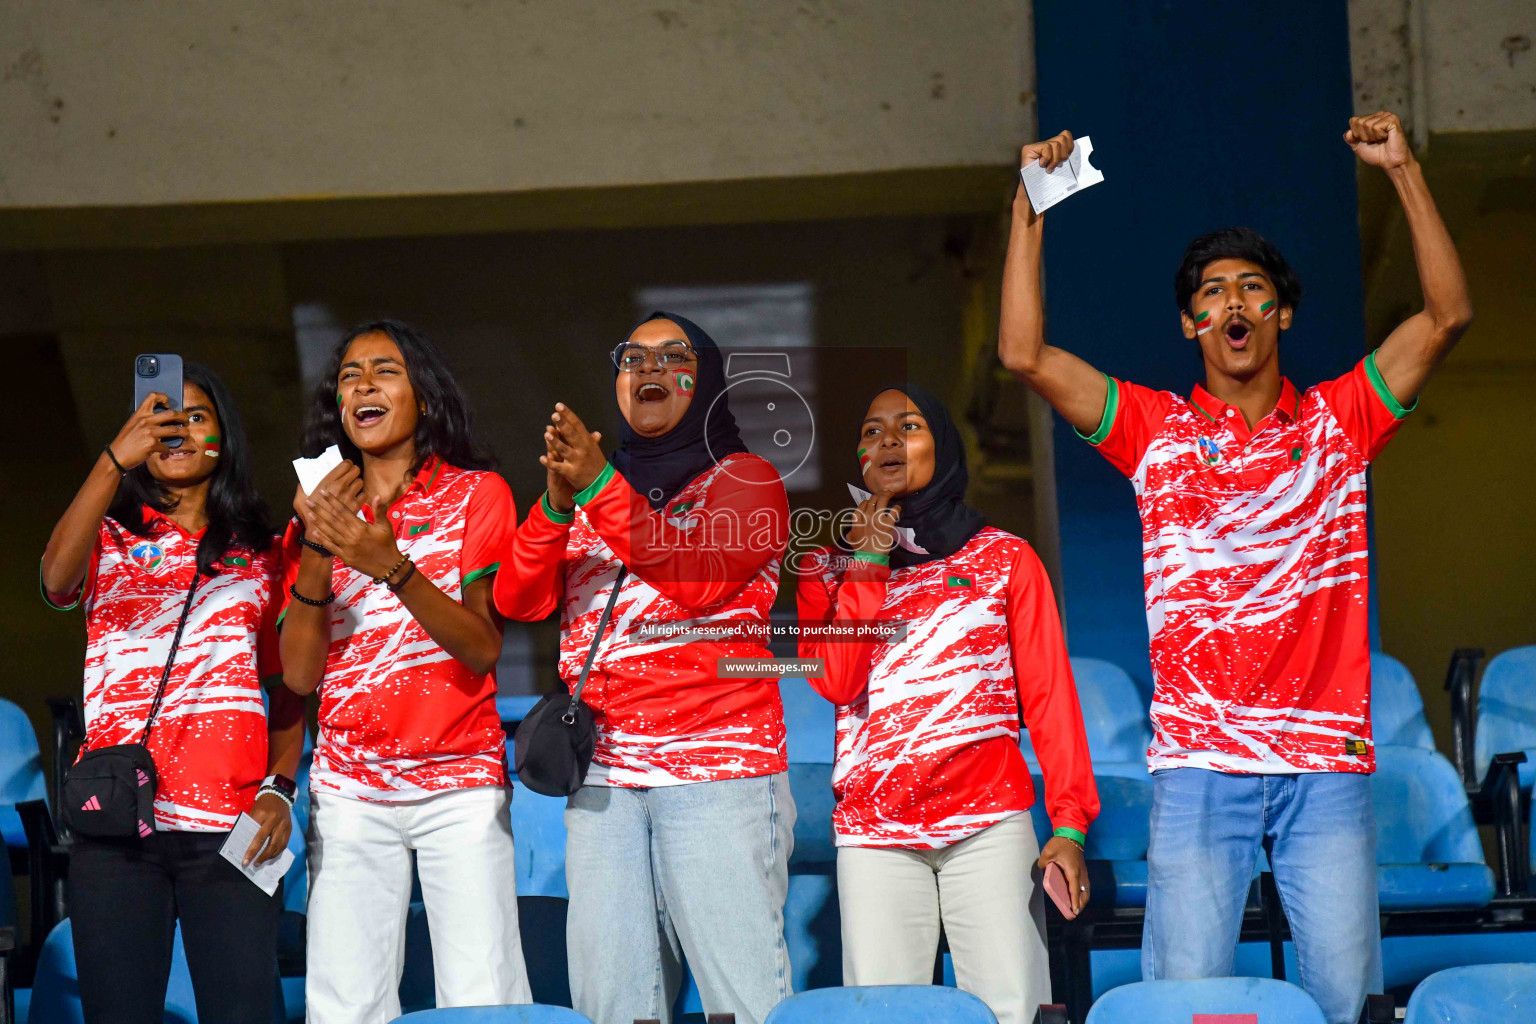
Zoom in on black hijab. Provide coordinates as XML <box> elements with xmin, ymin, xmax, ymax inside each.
<box><xmin>610</xmin><ymin>311</ymin><xmax>750</xmax><ymax>510</ymax></box>
<box><xmin>853</xmin><ymin>383</ymin><xmax>987</xmax><ymax>568</ymax></box>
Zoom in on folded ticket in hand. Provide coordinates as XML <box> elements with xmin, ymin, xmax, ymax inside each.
<box><xmin>1019</xmin><ymin>135</ymin><xmax>1105</xmax><ymax>215</ymax></box>
<box><xmin>218</xmin><ymin>812</ymin><xmax>294</xmax><ymax>896</ymax></box>
<box><xmin>293</xmin><ymin>444</ymin><xmax>344</xmax><ymax>496</ymax></box>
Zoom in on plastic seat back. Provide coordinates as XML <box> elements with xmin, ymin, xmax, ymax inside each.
<box><xmin>1403</xmin><ymin>963</ymin><xmax>1536</xmax><ymax>1024</ymax></box>
<box><xmin>779</xmin><ymin>677</ymin><xmax>835</xmax><ymax>765</ymax></box>
<box><xmin>393</xmin><ymin>1005</ymin><xmax>594</xmax><ymax>1022</ymax></box>
<box><xmin>1474</xmin><ymin>646</ymin><xmax>1536</xmax><ymax>790</ymax></box>
<box><xmin>1085</xmin><ymin>977</ymin><xmax>1325</xmax><ymax>1023</ymax></box>
<box><xmin>1372</xmin><ymin>746</ymin><xmax>1495</xmax><ymax>910</ymax></box>
<box><xmin>0</xmin><ymin>697</ymin><xmax>47</xmax><ymax>849</ymax></box>
<box><xmin>1370</xmin><ymin>652</ymin><xmax>1436</xmax><ymax>750</ymax></box>
<box><xmin>1021</xmin><ymin>658</ymin><xmax>1149</xmax><ymax>774</ymax></box>
<box><xmin>764</xmin><ymin>985</ymin><xmax>999</xmax><ymax>1024</ymax></box>
<box><xmin>510</xmin><ymin>777</ymin><xmax>569</xmax><ymax>898</ymax></box>
<box><xmin>27</xmin><ymin>917</ymin><xmax>200</xmax><ymax>1024</ymax></box>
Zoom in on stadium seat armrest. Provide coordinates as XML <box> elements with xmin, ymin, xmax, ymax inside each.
<box><xmin>1358</xmin><ymin>993</ymin><xmax>1396</xmax><ymax>1023</ymax></box>
<box><xmin>1481</xmin><ymin>752</ymin><xmax>1530</xmax><ymax>896</ymax></box>
<box><xmin>1443</xmin><ymin>647</ymin><xmax>1485</xmax><ymax>789</ymax></box>
<box><xmin>44</xmin><ymin>696</ymin><xmax>84</xmax><ymax>834</ymax></box>
<box><xmin>0</xmin><ymin>924</ymin><xmax>13</xmax><ymax>1024</ymax></box>
<box><xmin>1035</xmin><ymin>1004</ymin><xmax>1070</xmax><ymax>1024</ymax></box>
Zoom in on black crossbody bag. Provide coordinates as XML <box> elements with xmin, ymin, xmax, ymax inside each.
<box><xmin>513</xmin><ymin>567</ymin><xmax>628</xmax><ymax>797</ymax></box>
<box><xmin>64</xmin><ymin>572</ymin><xmax>201</xmax><ymax>839</ymax></box>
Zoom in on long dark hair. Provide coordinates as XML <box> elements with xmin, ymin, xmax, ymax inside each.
<box><xmin>108</xmin><ymin>363</ymin><xmax>272</xmax><ymax>576</ymax></box>
<box><xmin>299</xmin><ymin>319</ymin><xmax>494</xmax><ymax>472</ymax></box>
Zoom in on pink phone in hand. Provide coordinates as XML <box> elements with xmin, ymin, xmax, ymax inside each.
<box><xmin>1043</xmin><ymin>861</ymin><xmax>1078</xmax><ymax>919</ymax></box>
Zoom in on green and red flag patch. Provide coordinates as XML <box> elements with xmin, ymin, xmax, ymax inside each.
<box><xmin>1194</xmin><ymin>310</ymin><xmax>1213</xmax><ymax>335</ymax></box>
<box><xmin>203</xmin><ymin>435</ymin><xmax>221</xmax><ymax>458</ymax></box>
<box><xmin>674</xmin><ymin>370</ymin><xmax>695</xmax><ymax>393</ymax></box>
<box><xmin>669</xmin><ymin>500</ymin><xmax>695</xmax><ymax>516</ymax></box>
<box><xmin>406</xmin><ymin>519</ymin><xmax>433</xmax><ymax>537</ymax></box>
<box><xmin>945</xmin><ymin>574</ymin><xmax>974</xmax><ymax>590</ymax></box>
<box><xmin>858</xmin><ymin>448</ymin><xmax>873</xmax><ymax>474</ymax></box>
<box><xmin>1260</xmin><ymin>300</ymin><xmax>1276</xmax><ymax>321</ymax></box>
<box><xmin>222</xmin><ymin>555</ymin><xmax>250</xmax><ymax>568</ymax></box>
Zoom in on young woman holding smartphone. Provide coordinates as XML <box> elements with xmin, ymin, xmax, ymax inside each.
<box><xmin>280</xmin><ymin>320</ymin><xmax>529</xmax><ymax>1023</ymax></box>
<box><xmin>796</xmin><ymin>384</ymin><xmax>1099</xmax><ymax>1024</ymax></box>
<box><xmin>41</xmin><ymin>364</ymin><xmax>303</xmax><ymax>1024</ymax></box>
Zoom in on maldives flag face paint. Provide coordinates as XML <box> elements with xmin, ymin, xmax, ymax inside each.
<box><xmin>1194</xmin><ymin>310</ymin><xmax>1214</xmax><ymax>336</ymax></box>
<box><xmin>858</xmin><ymin>447</ymin><xmax>873</xmax><ymax>474</ymax></box>
<box><xmin>674</xmin><ymin>371</ymin><xmax>695</xmax><ymax>393</ymax></box>
<box><xmin>203</xmin><ymin>435</ymin><xmax>221</xmax><ymax>458</ymax></box>
<box><xmin>1260</xmin><ymin>300</ymin><xmax>1276</xmax><ymax>321</ymax></box>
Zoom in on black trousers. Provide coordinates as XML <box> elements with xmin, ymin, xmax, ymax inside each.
<box><xmin>68</xmin><ymin>829</ymin><xmax>282</xmax><ymax>1024</ymax></box>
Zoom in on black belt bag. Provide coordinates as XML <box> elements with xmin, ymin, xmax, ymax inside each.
<box><xmin>64</xmin><ymin>572</ymin><xmax>200</xmax><ymax>839</ymax></box>
<box><xmin>513</xmin><ymin>567</ymin><xmax>627</xmax><ymax>797</ymax></box>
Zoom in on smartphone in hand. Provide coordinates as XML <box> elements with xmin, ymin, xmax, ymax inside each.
<box><xmin>1043</xmin><ymin>860</ymin><xmax>1079</xmax><ymax>920</ymax></box>
<box><xmin>134</xmin><ymin>354</ymin><xmax>185</xmax><ymax>449</ymax></box>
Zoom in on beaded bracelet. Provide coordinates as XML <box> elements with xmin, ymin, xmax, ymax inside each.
<box><xmin>288</xmin><ymin>582</ymin><xmax>334</xmax><ymax>607</ymax></box>
<box><xmin>300</xmin><ymin>535</ymin><xmax>334</xmax><ymax>558</ymax></box>
<box><xmin>385</xmin><ymin>559</ymin><xmax>417</xmax><ymax>593</ymax></box>
<box><xmin>257</xmin><ymin>784</ymin><xmax>295</xmax><ymax>809</ymax></box>
<box><xmin>375</xmin><ymin>553</ymin><xmax>411</xmax><ymax>586</ymax></box>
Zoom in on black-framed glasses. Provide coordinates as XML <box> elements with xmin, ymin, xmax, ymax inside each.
<box><xmin>611</xmin><ymin>340</ymin><xmax>695</xmax><ymax>372</ymax></box>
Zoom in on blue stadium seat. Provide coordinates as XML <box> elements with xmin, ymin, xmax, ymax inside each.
<box><xmin>1372</xmin><ymin>746</ymin><xmax>1495</xmax><ymax>910</ymax></box>
<box><xmin>779</xmin><ymin>677</ymin><xmax>835</xmax><ymax>765</ymax></box>
<box><xmin>777</xmin><ymin>678</ymin><xmax>841</xmax><ymax>992</ymax></box>
<box><xmin>1371</xmin><ymin>652</ymin><xmax>1436</xmax><ymax>751</ymax></box>
<box><xmin>497</xmin><ymin>695</ymin><xmax>543</xmax><ymax>729</ymax></box>
<box><xmin>392</xmin><ymin>1007</ymin><xmax>594</xmax><ymax>1022</ymax></box>
<box><xmin>1028</xmin><ymin>774</ymin><xmax>1152</xmax><ymax>907</ymax></box>
<box><xmin>1474</xmin><ymin>646</ymin><xmax>1536</xmax><ymax>794</ymax></box>
<box><xmin>1022</xmin><ymin>658</ymin><xmax>1148</xmax><ymax>778</ymax></box>
<box><xmin>764</xmin><ymin>985</ymin><xmax>998</xmax><ymax>1023</ymax></box>
<box><xmin>1403</xmin><ymin>963</ymin><xmax>1536</xmax><ymax>1024</ymax></box>
<box><xmin>1085</xmin><ymin>977</ymin><xmax>1325</xmax><ymax>1023</ymax></box>
<box><xmin>511</xmin><ymin>778</ymin><xmax>569</xmax><ymax>899</ymax></box>
<box><xmin>0</xmin><ymin>697</ymin><xmax>47</xmax><ymax>851</ymax></box>
<box><xmin>25</xmin><ymin>917</ymin><xmax>199</xmax><ymax>1024</ymax></box>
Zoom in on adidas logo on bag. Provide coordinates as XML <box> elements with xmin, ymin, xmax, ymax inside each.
<box><xmin>80</xmin><ymin>795</ymin><xmax>101</xmax><ymax>811</ymax></box>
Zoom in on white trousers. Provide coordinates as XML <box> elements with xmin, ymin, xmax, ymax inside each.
<box><xmin>305</xmin><ymin>785</ymin><xmax>532</xmax><ymax>1024</ymax></box>
<box><xmin>836</xmin><ymin>812</ymin><xmax>1050</xmax><ymax>1024</ymax></box>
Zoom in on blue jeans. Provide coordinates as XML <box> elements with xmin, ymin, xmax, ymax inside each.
<box><xmin>1143</xmin><ymin>769</ymin><xmax>1382</xmax><ymax>1024</ymax></box>
<box><xmin>565</xmin><ymin>773</ymin><xmax>795</xmax><ymax>1024</ymax></box>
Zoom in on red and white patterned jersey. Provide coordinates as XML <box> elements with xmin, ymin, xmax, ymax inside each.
<box><xmin>496</xmin><ymin>454</ymin><xmax>789</xmax><ymax>788</ymax></box>
<box><xmin>797</xmin><ymin>528</ymin><xmax>1098</xmax><ymax>849</ymax></box>
<box><xmin>1083</xmin><ymin>351</ymin><xmax>1415</xmax><ymax>774</ymax></box>
<box><xmin>44</xmin><ymin>509</ymin><xmax>282</xmax><ymax>832</ymax></box>
<box><xmin>281</xmin><ymin>459</ymin><xmax>514</xmax><ymax>801</ymax></box>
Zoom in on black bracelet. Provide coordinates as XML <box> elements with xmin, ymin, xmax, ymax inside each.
<box><xmin>288</xmin><ymin>582</ymin><xmax>334</xmax><ymax>607</ymax></box>
<box><xmin>375</xmin><ymin>553</ymin><xmax>411</xmax><ymax>586</ymax></box>
<box><xmin>103</xmin><ymin>444</ymin><xmax>128</xmax><ymax>475</ymax></box>
<box><xmin>385</xmin><ymin>559</ymin><xmax>417</xmax><ymax>593</ymax></box>
<box><xmin>300</xmin><ymin>535</ymin><xmax>334</xmax><ymax>559</ymax></box>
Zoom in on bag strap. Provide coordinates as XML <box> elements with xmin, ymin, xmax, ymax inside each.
<box><xmin>564</xmin><ymin>566</ymin><xmax>629</xmax><ymax>724</ymax></box>
<box><xmin>140</xmin><ymin>571</ymin><xmax>203</xmax><ymax>746</ymax></box>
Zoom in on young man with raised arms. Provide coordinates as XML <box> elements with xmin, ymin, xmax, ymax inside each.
<box><xmin>998</xmin><ymin>112</ymin><xmax>1471</xmax><ymax>1024</ymax></box>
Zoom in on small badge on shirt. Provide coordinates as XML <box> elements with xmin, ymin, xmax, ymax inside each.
<box><xmin>222</xmin><ymin>555</ymin><xmax>250</xmax><ymax>568</ymax></box>
<box><xmin>128</xmin><ymin>541</ymin><xmax>166</xmax><ymax>574</ymax></box>
<box><xmin>1290</xmin><ymin>446</ymin><xmax>1303</xmax><ymax>462</ymax></box>
<box><xmin>1197</xmin><ymin>436</ymin><xmax>1223</xmax><ymax>466</ymax></box>
<box><xmin>669</xmin><ymin>500</ymin><xmax>696</xmax><ymax>516</ymax></box>
<box><xmin>406</xmin><ymin>519</ymin><xmax>433</xmax><ymax>537</ymax></box>
<box><xmin>1344</xmin><ymin>738</ymin><xmax>1370</xmax><ymax>757</ymax></box>
<box><xmin>945</xmin><ymin>574</ymin><xmax>974</xmax><ymax>590</ymax></box>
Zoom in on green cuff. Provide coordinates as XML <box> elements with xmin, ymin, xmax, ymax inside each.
<box><xmin>851</xmin><ymin>551</ymin><xmax>890</xmax><ymax>566</ymax></box>
<box><xmin>1365</xmin><ymin>348</ymin><xmax>1417</xmax><ymax>419</ymax></box>
<box><xmin>1052</xmin><ymin>826</ymin><xmax>1088</xmax><ymax>845</ymax></box>
<box><xmin>574</xmin><ymin>463</ymin><xmax>616</xmax><ymax>506</ymax></box>
<box><xmin>462</xmin><ymin>563</ymin><xmax>500</xmax><ymax>587</ymax></box>
<box><xmin>39</xmin><ymin>560</ymin><xmax>82</xmax><ymax>611</ymax></box>
<box><xmin>1075</xmin><ymin>374</ymin><xmax>1119</xmax><ymax>445</ymax></box>
<box><xmin>540</xmin><ymin>492</ymin><xmax>575</xmax><ymax>524</ymax></box>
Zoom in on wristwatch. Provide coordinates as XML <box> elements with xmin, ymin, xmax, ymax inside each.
<box><xmin>258</xmin><ymin>773</ymin><xmax>298</xmax><ymax>807</ymax></box>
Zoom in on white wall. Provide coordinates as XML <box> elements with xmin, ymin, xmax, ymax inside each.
<box><xmin>1350</xmin><ymin>0</ymin><xmax>1536</xmax><ymax>136</ymax></box>
<box><xmin>0</xmin><ymin>0</ymin><xmax>1032</xmax><ymax>209</ymax></box>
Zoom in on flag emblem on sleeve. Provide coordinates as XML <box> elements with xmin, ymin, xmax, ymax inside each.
<box><xmin>945</xmin><ymin>574</ymin><xmax>973</xmax><ymax>590</ymax></box>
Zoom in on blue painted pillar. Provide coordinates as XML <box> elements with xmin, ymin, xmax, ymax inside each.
<box><xmin>1032</xmin><ymin>1</ymin><xmax>1367</xmax><ymax>694</ymax></box>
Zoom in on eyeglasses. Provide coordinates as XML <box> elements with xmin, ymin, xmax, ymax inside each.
<box><xmin>612</xmin><ymin>340</ymin><xmax>695</xmax><ymax>372</ymax></box>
